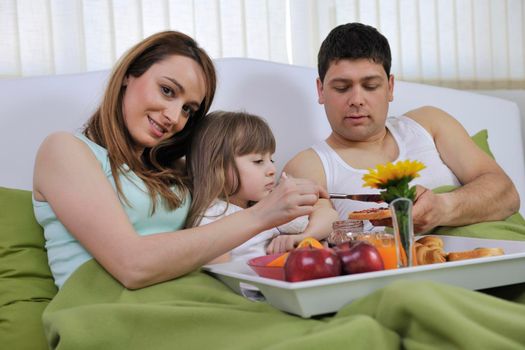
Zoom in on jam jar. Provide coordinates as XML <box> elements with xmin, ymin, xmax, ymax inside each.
<box><xmin>327</xmin><ymin>220</ymin><xmax>364</xmax><ymax>246</ymax></box>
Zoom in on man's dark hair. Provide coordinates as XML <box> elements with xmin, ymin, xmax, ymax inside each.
<box><xmin>317</xmin><ymin>22</ymin><xmax>392</xmax><ymax>82</ymax></box>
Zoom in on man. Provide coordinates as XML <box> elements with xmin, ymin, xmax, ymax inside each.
<box><xmin>284</xmin><ymin>22</ymin><xmax>519</xmax><ymax>234</ymax></box>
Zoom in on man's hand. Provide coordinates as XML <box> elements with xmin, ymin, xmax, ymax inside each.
<box><xmin>370</xmin><ymin>186</ymin><xmax>446</xmax><ymax>234</ymax></box>
<box><xmin>411</xmin><ymin>186</ymin><xmax>447</xmax><ymax>233</ymax></box>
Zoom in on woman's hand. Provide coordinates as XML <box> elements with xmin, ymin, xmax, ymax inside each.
<box><xmin>251</xmin><ymin>173</ymin><xmax>328</xmax><ymax>230</ymax></box>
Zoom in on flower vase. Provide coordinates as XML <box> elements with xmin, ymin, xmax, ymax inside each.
<box><xmin>389</xmin><ymin>197</ymin><xmax>415</xmax><ymax>268</ymax></box>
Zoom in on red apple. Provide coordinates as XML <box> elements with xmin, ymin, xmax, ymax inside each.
<box><xmin>284</xmin><ymin>247</ymin><xmax>342</xmax><ymax>282</ymax></box>
<box><xmin>336</xmin><ymin>241</ymin><xmax>385</xmax><ymax>275</ymax></box>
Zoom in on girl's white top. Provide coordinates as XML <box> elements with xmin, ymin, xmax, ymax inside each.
<box><xmin>199</xmin><ymin>199</ymin><xmax>308</xmax><ymax>262</ymax></box>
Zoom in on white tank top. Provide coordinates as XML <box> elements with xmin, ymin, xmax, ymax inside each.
<box><xmin>312</xmin><ymin>115</ymin><xmax>461</xmax><ymax>220</ymax></box>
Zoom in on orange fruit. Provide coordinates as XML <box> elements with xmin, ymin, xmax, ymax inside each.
<box><xmin>265</xmin><ymin>238</ymin><xmax>324</xmax><ymax>267</ymax></box>
<box><xmin>267</xmin><ymin>252</ymin><xmax>289</xmax><ymax>267</ymax></box>
<box><xmin>297</xmin><ymin>237</ymin><xmax>324</xmax><ymax>249</ymax></box>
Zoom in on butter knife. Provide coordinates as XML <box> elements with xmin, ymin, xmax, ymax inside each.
<box><xmin>329</xmin><ymin>193</ymin><xmax>384</xmax><ymax>202</ymax></box>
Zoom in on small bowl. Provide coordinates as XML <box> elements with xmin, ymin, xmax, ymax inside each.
<box><xmin>247</xmin><ymin>254</ymin><xmax>286</xmax><ymax>281</ymax></box>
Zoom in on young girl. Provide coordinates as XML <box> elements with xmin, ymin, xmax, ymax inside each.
<box><xmin>186</xmin><ymin>111</ymin><xmax>338</xmax><ymax>263</ymax></box>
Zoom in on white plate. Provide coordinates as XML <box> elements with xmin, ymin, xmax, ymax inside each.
<box><xmin>203</xmin><ymin>236</ymin><xmax>525</xmax><ymax>318</ymax></box>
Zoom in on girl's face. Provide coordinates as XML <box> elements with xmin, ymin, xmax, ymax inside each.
<box><xmin>229</xmin><ymin>152</ymin><xmax>276</xmax><ymax>208</ymax></box>
<box><xmin>122</xmin><ymin>54</ymin><xmax>206</xmax><ymax>154</ymax></box>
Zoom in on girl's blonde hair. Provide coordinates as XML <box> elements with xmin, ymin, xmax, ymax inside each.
<box><xmin>186</xmin><ymin>111</ymin><xmax>276</xmax><ymax>227</ymax></box>
<box><xmin>84</xmin><ymin>31</ymin><xmax>216</xmax><ymax>213</ymax></box>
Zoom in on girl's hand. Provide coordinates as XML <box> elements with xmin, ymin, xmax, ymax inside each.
<box><xmin>251</xmin><ymin>173</ymin><xmax>328</xmax><ymax>230</ymax></box>
<box><xmin>266</xmin><ymin>234</ymin><xmax>303</xmax><ymax>254</ymax></box>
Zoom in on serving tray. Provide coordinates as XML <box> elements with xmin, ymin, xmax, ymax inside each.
<box><xmin>203</xmin><ymin>236</ymin><xmax>525</xmax><ymax>318</ymax></box>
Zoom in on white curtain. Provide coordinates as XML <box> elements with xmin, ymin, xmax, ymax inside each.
<box><xmin>1</xmin><ymin>0</ymin><xmax>524</xmax><ymax>89</ymax></box>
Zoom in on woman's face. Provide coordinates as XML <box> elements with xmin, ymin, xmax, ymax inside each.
<box><xmin>122</xmin><ymin>54</ymin><xmax>206</xmax><ymax>153</ymax></box>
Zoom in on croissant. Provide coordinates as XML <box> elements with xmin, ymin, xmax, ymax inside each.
<box><xmin>415</xmin><ymin>243</ymin><xmax>447</xmax><ymax>265</ymax></box>
<box><xmin>417</xmin><ymin>236</ymin><xmax>444</xmax><ymax>249</ymax></box>
<box><xmin>447</xmin><ymin>248</ymin><xmax>504</xmax><ymax>261</ymax></box>
<box><xmin>415</xmin><ymin>236</ymin><xmax>504</xmax><ymax>263</ymax></box>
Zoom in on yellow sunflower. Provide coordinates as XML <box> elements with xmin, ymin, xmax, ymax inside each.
<box><xmin>362</xmin><ymin>160</ymin><xmax>426</xmax><ymax>202</ymax></box>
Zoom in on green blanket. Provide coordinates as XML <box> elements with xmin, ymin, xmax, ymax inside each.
<box><xmin>43</xmin><ymin>219</ymin><xmax>525</xmax><ymax>350</ymax></box>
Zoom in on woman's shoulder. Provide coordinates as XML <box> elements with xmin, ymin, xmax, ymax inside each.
<box><xmin>36</xmin><ymin>131</ymin><xmax>113</xmax><ymax>179</ymax></box>
<box><xmin>38</xmin><ymin>132</ymin><xmax>89</xmax><ymax>156</ymax></box>
<box><xmin>33</xmin><ymin>132</ymin><xmax>106</xmax><ymax>200</ymax></box>
<box><xmin>42</xmin><ymin>131</ymin><xmax>79</xmax><ymax>143</ymax></box>
<box><xmin>40</xmin><ymin>132</ymin><xmax>108</xmax><ymax>160</ymax></box>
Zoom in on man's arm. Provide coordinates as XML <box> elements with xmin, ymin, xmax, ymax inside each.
<box><xmin>284</xmin><ymin>148</ymin><xmax>333</xmax><ymax>214</ymax></box>
<box><xmin>407</xmin><ymin>106</ymin><xmax>520</xmax><ymax>232</ymax></box>
<box><xmin>283</xmin><ymin>148</ymin><xmax>339</xmax><ymax>236</ymax></box>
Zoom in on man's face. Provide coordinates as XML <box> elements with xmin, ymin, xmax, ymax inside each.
<box><xmin>317</xmin><ymin>58</ymin><xmax>394</xmax><ymax>143</ymax></box>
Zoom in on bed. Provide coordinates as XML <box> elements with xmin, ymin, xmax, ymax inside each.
<box><xmin>1</xmin><ymin>58</ymin><xmax>525</xmax><ymax>349</ymax></box>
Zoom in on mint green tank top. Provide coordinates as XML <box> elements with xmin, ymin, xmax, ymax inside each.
<box><xmin>33</xmin><ymin>134</ymin><xmax>191</xmax><ymax>288</ymax></box>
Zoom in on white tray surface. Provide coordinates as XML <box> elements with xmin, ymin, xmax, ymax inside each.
<box><xmin>203</xmin><ymin>236</ymin><xmax>525</xmax><ymax>318</ymax></box>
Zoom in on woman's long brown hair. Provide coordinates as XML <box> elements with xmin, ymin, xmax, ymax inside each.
<box><xmin>185</xmin><ymin>111</ymin><xmax>276</xmax><ymax>228</ymax></box>
<box><xmin>84</xmin><ymin>31</ymin><xmax>216</xmax><ymax>213</ymax></box>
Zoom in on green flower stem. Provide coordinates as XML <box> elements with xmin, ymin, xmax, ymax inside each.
<box><xmin>380</xmin><ymin>181</ymin><xmax>416</xmax><ymax>204</ymax></box>
<box><xmin>390</xmin><ymin>197</ymin><xmax>414</xmax><ymax>267</ymax></box>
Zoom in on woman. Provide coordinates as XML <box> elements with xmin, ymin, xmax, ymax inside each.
<box><xmin>32</xmin><ymin>31</ymin><xmax>326</xmax><ymax>290</ymax></box>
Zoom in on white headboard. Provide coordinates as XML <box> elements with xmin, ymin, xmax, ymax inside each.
<box><xmin>1</xmin><ymin>58</ymin><xmax>523</xmax><ymax>215</ymax></box>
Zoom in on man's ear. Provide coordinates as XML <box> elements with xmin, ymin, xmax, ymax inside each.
<box><xmin>316</xmin><ymin>77</ymin><xmax>325</xmax><ymax>104</ymax></box>
<box><xmin>388</xmin><ymin>74</ymin><xmax>394</xmax><ymax>102</ymax></box>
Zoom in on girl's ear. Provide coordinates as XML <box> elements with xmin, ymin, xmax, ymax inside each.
<box><xmin>123</xmin><ymin>76</ymin><xmax>129</xmax><ymax>87</ymax></box>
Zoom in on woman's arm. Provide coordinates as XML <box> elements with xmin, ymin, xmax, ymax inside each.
<box><xmin>34</xmin><ymin>133</ymin><xmax>325</xmax><ymax>289</ymax></box>
<box><xmin>196</xmin><ymin>204</ymin><xmax>233</xmax><ymax>264</ymax></box>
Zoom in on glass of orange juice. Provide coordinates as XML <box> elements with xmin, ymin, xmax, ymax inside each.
<box><xmin>354</xmin><ymin>232</ymin><xmax>398</xmax><ymax>270</ymax></box>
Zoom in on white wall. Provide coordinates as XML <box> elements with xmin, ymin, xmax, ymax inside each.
<box><xmin>473</xmin><ymin>90</ymin><xmax>525</xmax><ymax>156</ymax></box>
